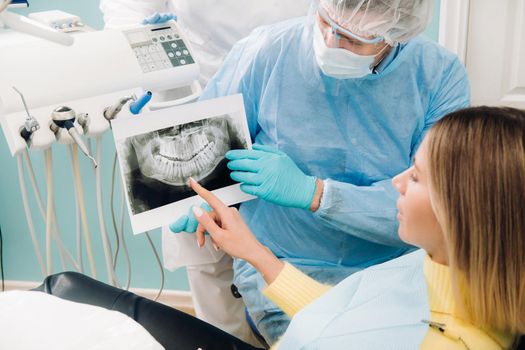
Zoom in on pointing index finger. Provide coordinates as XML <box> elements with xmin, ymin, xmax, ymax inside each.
<box><xmin>189</xmin><ymin>178</ymin><xmax>229</xmax><ymax>215</ymax></box>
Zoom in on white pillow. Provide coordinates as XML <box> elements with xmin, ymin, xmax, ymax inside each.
<box><xmin>0</xmin><ymin>290</ymin><xmax>165</xmax><ymax>350</ymax></box>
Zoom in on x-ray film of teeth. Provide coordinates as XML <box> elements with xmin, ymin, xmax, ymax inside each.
<box><xmin>111</xmin><ymin>94</ymin><xmax>254</xmax><ymax>234</ymax></box>
<box><xmin>121</xmin><ymin>115</ymin><xmax>246</xmax><ymax>214</ymax></box>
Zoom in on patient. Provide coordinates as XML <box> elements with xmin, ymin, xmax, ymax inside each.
<box><xmin>188</xmin><ymin>106</ymin><xmax>525</xmax><ymax>349</ymax></box>
<box><xmin>42</xmin><ymin>106</ymin><xmax>522</xmax><ymax>349</ymax></box>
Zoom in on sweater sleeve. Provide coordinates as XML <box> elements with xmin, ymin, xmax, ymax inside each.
<box><xmin>262</xmin><ymin>263</ymin><xmax>332</xmax><ymax>317</ymax></box>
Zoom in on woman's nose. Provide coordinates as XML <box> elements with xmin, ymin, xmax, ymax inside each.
<box><xmin>392</xmin><ymin>170</ymin><xmax>407</xmax><ymax>194</ymax></box>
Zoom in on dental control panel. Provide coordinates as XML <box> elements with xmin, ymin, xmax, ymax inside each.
<box><xmin>125</xmin><ymin>22</ymin><xmax>195</xmax><ymax>73</ymax></box>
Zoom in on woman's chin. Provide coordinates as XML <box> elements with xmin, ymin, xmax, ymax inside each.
<box><xmin>397</xmin><ymin>226</ymin><xmax>411</xmax><ymax>245</ymax></box>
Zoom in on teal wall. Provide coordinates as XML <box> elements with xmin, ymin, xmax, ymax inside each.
<box><xmin>1</xmin><ymin>0</ymin><xmax>441</xmax><ymax>290</ymax></box>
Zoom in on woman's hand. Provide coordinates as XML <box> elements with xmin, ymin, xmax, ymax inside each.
<box><xmin>189</xmin><ymin>177</ymin><xmax>264</xmax><ymax>260</ymax></box>
<box><xmin>189</xmin><ymin>178</ymin><xmax>284</xmax><ymax>284</ymax></box>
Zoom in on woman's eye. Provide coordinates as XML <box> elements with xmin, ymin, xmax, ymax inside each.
<box><xmin>409</xmin><ymin>172</ymin><xmax>418</xmax><ymax>182</ymax></box>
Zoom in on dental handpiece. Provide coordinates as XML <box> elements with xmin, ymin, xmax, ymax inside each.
<box><xmin>68</xmin><ymin>127</ymin><xmax>97</xmax><ymax>168</ymax></box>
<box><xmin>50</xmin><ymin>106</ymin><xmax>98</xmax><ymax>168</ymax></box>
<box><xmin>12</xmin><ymin>86</ymin><xmax>40</xmax><ymax>144</ymax></box>
<box><xmin>103</xmin><ymin>96</ymin><xmax>136</xmax><ymax>121</ymax></box>
<box><xmin>104</xmin><ymin>91</ymin><xmax>153</xmax><ymax>120</ymax></box>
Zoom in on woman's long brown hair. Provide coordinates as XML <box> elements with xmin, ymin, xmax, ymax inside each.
<box><xmin>427</xmin><ymin>106</ymin><xmax>525</xmax><ymax>334</ymax></box>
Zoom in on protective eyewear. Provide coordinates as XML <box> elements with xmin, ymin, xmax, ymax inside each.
<box><xmin>318</xmin><ymin>7</ymin><xmax>384</xmax><ymax>45</ymax></box>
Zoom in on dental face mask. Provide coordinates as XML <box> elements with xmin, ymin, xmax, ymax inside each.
<box><xmin>313</xmin><ymin>23</ymin><xmax>377</xmax><ymax>79</ymax></box>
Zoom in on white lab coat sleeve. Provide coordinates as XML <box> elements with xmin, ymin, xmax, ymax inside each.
<box><xmin>161</xmin><ymin>227</ymin><xmax>225</xmax><ymax>269</ymax></box>
<box><xmin>100</xmin><ymin>0</ymin><xmax>171</xmax><ymax>29</ymax></box>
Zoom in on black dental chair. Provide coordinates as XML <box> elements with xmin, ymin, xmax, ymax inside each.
<box><xmin>36</xmin><ymin>272</ymin><xmax>524</xmax><ymax>349</ymax></box>
<box><xmin>34</xmin><ymin>272</ymin><xmax>265</xmax><ymax>350</ymax></box>
<box><xmin>517</xmin><ymin>336</ymin><xmax>525</xmax><ymax>350</ymax></box>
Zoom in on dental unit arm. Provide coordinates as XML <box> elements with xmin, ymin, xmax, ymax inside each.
<box><xmin>0</xmin><ymin>0</ymin><xmax>74</xmax><ymax>46</ymax></box>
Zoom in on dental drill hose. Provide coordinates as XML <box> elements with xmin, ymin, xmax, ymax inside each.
<box><xmin>66</xmin><ymin>147</ymin><xmax>84</xmax><ymax>273</ymax></box>
<box><xmin>145</xmin><ymin>232</ymin><xmax>164</xmax><ymax>301</ymax></box>
<box><xmin>44</xmin><ymin>149</ymin><xmax>53</xmax><ymax>275</ymax></box>
<box><xmin>95</xmin><ymin>136</ymin><xmax>119</xmax><ymax>287</ymax></box>
<box><xmin>111</xmin><ymin>152</ymin><xmax>132</xmax><ymax>289</ymax></box>
<box><xmin>23</xmin><ymin>150</ymin><xmax>80</xmax><ymax>272</ymax></box>
<box><xmin>17</xmin><ymin>155</ymin><xmax>46</xmax><ymax>277</ymax></box>
<box><xmin>71</xmin><ymin>144</ymin><xmax>97</xmax><ymax>278</ymax></box>
<box><xmin>42</xmin><ymin>149</ymin><xmax>79</xmax><ymax>273</ymax></box>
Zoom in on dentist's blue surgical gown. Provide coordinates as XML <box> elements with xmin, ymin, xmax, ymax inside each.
<box><xmin>200</xmin><ymin>17</ymin><xmax>470</xmax><ymax>343</ymax></box>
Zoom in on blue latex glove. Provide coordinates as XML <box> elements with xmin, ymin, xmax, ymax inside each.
<box><xmin>142</xmin><ymin>12</ymin><xmax>177</xmax><ymax>25</ymax></box>
<box><xmin>169</xmin><ymin>203</ymin><xmax>211</xmax><ymax>233</ymax></box>
<box><xmin>226</xmin><ymin>144</ymin><xmax>317</xmax><ymax>210</ymax></box>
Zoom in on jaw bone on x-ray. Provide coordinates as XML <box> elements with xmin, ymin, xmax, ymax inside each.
<box><xmin>121</xmin><ymin>114</ymin><xmax>247</xmax><ymax>215</ymax></box>
<box><xmin>133</xmin><ymin>118</ymin><xmax>232</xmax><ymax>185</ymax></box>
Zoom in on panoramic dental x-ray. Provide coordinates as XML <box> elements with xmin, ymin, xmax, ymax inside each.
<box><xmin>119</xmin><ymin>114</ymin><xmax>247</xmax><ymax>215</ymax></box>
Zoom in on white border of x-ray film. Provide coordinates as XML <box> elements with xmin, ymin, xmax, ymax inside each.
<box><xmin>111</xmin><ymin>94</ymin><xmax>255</xmax><ymax>234</ymax></box>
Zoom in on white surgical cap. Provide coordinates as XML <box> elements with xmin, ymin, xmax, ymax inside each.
<box><xmin>318</xmin><ymin>0</ymin><xmax>434</xmax><ymax>45</ymax></box>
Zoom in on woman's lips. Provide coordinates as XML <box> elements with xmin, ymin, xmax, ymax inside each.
<box><xmin>396</xmin><ymin>202</ymin><xmax>403</xmax><ymax>221</ymax></box>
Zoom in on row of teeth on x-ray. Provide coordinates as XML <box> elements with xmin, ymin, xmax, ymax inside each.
<box><xmin>159</xmin><ymin>132</ymin><xmax>210</xmax><ymax>162</ymax></box>
<box><xmin>155</xmin><ymin>141</ymin><xmax>218</xmax><ymax>180</ymax></box>
<box><xmin>149</xmin><ymin>132</ymin><xmax>223</xmax><ymax>185</ymax></box>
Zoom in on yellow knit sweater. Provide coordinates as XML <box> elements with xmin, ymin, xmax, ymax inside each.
<box><xmin>262</xmin><ymin>257</ymin><xmax>514</xmax><ymax>349</ymax></box>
